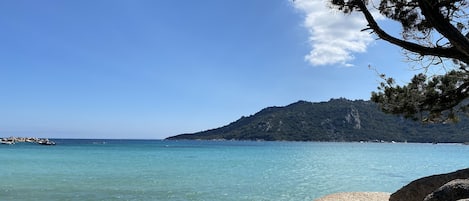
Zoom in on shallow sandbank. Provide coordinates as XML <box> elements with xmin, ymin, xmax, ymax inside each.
<box><xmin>314</xmin><ymin>192</ymin><xmax>390</xmax><ymax>201</ymax></box>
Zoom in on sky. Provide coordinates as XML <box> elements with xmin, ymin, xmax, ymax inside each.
<box><xmin>0</xmin><ymin>0</ymin><xmax>420</xmax><ymax>139</ymax></box>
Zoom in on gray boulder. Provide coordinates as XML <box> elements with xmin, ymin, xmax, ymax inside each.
<box><xmin>390</xmin><ymin>168</ymin><xmax>469</xmax><ymax>201</ymax></box>
<box><xmin>424</xmin><ymin>179</ymin><xmax>469</xmax><ymax>201</ymax></box>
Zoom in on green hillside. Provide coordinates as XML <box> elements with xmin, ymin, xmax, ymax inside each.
<box><xmin>166</xmin><ymin>99</ymin><xmax>469</xmax><ymax>142</ymax></box>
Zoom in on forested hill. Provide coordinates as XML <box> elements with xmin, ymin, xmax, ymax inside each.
<box><xmin>166</xmin><ymin>99</ymin><xmax>469</xmax><ymax>143</ymax></box>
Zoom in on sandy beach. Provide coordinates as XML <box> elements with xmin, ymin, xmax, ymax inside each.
<box><xmin>314</xmin><ymin>192</ymin><xmax>390</xmax><ymax>201</ymax></box>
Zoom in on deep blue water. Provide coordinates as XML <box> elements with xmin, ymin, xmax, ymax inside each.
<box><xmin>1</xmin><ymin>140</ymin><xmax>469</xmax><ymax>201</ymax></box>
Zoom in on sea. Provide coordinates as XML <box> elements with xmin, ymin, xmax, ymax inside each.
<box><xmin>1</xmin><ymin>140</ymin><xmax>469</xmax><ymax>201</ymax></box>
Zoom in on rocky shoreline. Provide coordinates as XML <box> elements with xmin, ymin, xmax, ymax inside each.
<box><xmin>1</xmin><ymin>136</ymin><xmax>56</xmax><ymax>145</ymax></box>
<box><xmin>315</xmin><ymin>168</ymin><xmax>469</xmax><ymax>201</ymax></box>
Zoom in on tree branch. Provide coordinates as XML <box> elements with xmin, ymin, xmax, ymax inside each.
<box><xmin>417</xmin><ymin>0</ymin><xmax>469</xmax><ymax>60</ymax></box>
<box><xmin>353</xmin><ymin>0</ymin><xmax>469</xmax><ymax>64</ymax></box>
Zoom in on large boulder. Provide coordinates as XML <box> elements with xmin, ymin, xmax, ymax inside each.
<box><xmin>424</xmin><ymin>179</ymin><xmax>469</xmax><ymax>201</ymax></box>
<box><xmin>390</xmin><ymin>168</ymin><xmax>469</xmax><ymax>201</ymax></box>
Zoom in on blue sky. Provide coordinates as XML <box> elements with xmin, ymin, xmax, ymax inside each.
<box><xmin>0</xmin><ymin>0</ymin><xmax>418</xmax><ymax>139</ymax></box>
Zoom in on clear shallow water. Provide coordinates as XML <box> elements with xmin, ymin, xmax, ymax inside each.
<box><xmin>1</xmin><ymin>140</ymin><xmax>469</xmax><ymax>201</ymax></box>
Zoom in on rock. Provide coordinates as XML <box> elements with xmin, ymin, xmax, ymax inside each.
<box><xmin>0</xmin><ymin>136</ymin><xmax>55</xmax><ymax>145</ymax></box>
<box><xmin>390</xmin><ymin>168</ymin><xmax>469</xmax><ymax>201</ymax></box>
<box><xmin>424</xmin><ymin>179</ymin><xmax>469</xmax><ymax>201</ymax></box>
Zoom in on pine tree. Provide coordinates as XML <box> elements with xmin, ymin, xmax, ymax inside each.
<box><xmin>330</xmin><ymin>0</ymin><xmax>469</xmax><ymax>122</ymax></box>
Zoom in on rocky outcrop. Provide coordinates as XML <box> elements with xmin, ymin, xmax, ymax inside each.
<box><xmin>345</xmin><ymin>106</ymin><xmax>361</xmax><ymax>129</ymax></box>
<box><xmin>390</xmin><ymin>168</ymin><xmax>469</xmax><ymax>201</ymax></box>
<box><xmin>424</xmin><ymin>179</ymin><xmax>469</xmax><ymax>201</ymax></box>
<box><xmin>0</xmin><ymin>136</ymin><xmax>55</xmax><ymax>145</ymax></box>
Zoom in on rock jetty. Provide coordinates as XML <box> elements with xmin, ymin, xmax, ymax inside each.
<box><xmin>0</xmin><ymin>136</ymin><xmax>56</xmax><ymax>145</ymax></box>
<box><xmin>390</xmin><ymin>168</ymin><xmax>469</xmax><ymax>201</ymax></box>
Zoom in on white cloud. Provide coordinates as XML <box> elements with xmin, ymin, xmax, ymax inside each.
<box><xmin>292</xmin><ymin>0</ymin><xmax>376</xmax><ymax>66</ymax></box>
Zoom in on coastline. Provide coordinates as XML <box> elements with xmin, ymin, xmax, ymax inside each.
<box><xmin>314</xmin><ymin>192</ymin><xmax>391</xmax><ymax>201</ymax></box>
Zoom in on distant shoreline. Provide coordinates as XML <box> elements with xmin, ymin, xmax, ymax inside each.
<box><xmin>165</xmin><ymin>138</ymin><xmax>469</xmax><ymax>145</ymax></box>
<box><xmin>2</xmin><ymin>137</ymin><xmax>468</xmax><ymax>145</ymax></box>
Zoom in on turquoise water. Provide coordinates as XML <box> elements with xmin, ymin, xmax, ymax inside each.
<box><xmin>1</xmin><ymin>140</ymin><xmax>469</xmax><ymax>201</ymax></box>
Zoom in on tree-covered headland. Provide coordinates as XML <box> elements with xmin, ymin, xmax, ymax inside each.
<box><xmin>167</xmin><ymin>99</ymin><xmax>469</xmax><ymax>142</ymax></box>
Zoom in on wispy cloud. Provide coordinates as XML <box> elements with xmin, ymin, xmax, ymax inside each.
<box><xmin>292</xmin><ymin>0</ymin><xmax>375</xmax><ymax>67</ymax></box>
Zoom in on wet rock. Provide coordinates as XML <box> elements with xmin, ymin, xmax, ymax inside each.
<box><xmin>424</xmin><ymin>179</ymin><xmax>469</xmax><ymax>201</ymax></box>
<box><xmin>390</xmin><ymin>168</ymin><xmax>469</xmax><ymax>201</ymax></box>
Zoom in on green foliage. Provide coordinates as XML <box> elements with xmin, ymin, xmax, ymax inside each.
<box><xmin>166</xmin><ymin>99</ymin><xmax>469</xmax><ymax>142</ymax></box>
<box><xmin>372</xmin><ymin>71</ymin><xmax>469</xmax><ymax>123</ymax></box>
